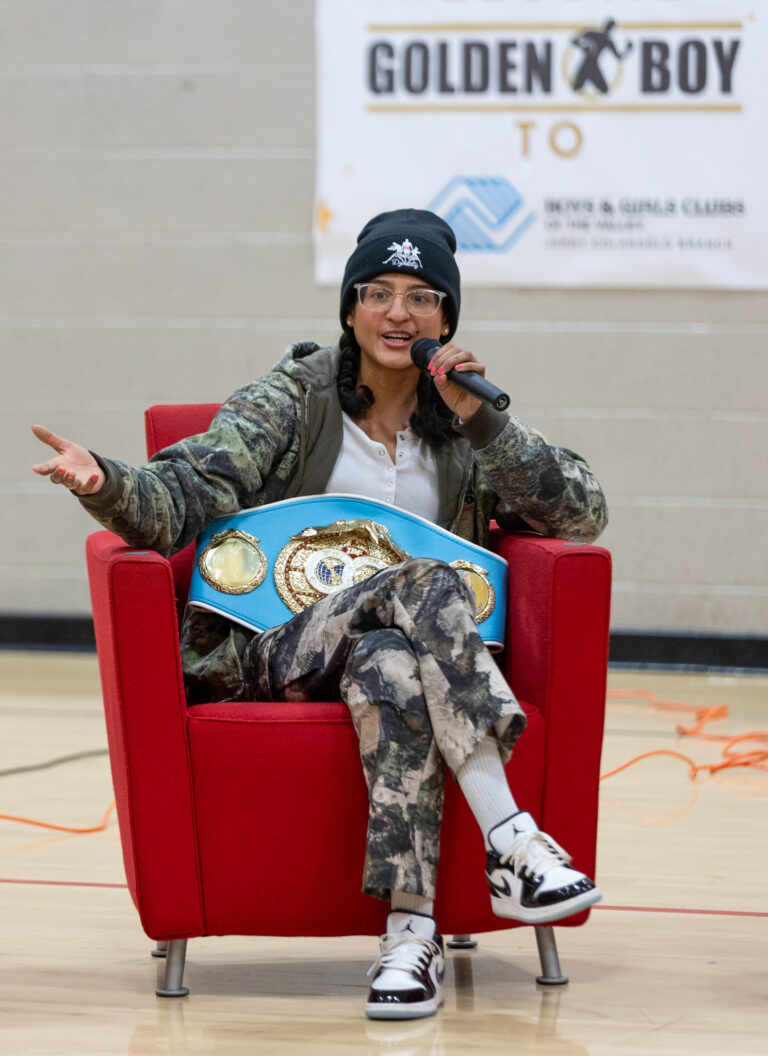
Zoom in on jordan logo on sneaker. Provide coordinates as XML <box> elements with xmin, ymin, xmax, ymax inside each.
<box><xmin>403</xmin><ymin>921</ymin><xmax>416</xmax><ymax>934</ymax></box>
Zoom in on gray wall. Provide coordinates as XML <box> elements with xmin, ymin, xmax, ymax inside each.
<box><xmin>3</xmin><ymin>2</ymin><xmax>767</xmax><ymax>638</ymax></box>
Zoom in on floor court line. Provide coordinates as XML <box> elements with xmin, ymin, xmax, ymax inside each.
<box><xmin>0</xmin><ymin>877</ymin><xmax>128</xmax><ymax>889</ymax></box>
<box><xmin>1</xmin><ymin>877</ymin><xmax>765</xmax><ymax>917</ymax></box>
<box><xmin>592</xmin><ymin>904</ymin><xmax>768</xmax><ymax>918</ymax></box>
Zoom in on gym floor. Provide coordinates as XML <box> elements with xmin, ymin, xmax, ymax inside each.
<box><xmin>1</xmin><ymin>651</ymin><xmax>765</xmax><ymax>1055</ymax></box>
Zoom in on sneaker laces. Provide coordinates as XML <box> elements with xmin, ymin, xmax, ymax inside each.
<box><xmin>367</xmin><ymin>933</ymin><xmax>441</xmax><ymax>979</ymax></box>
<box><xmin>500</xmin><ymin>831</ymin><xmax>573</xmax><ymax>881</ymax></box>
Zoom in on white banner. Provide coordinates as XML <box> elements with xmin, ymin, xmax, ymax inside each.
<box><xmin>314</xmin><ymin>0</ymin><xmax>768</xmax><ymax>288</ymax></box>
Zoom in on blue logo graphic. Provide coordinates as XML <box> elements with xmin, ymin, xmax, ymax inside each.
<box><xmin>428</xmin><ymin>176</ymin><xmax>536</xmax><ymax>253</ymax></box>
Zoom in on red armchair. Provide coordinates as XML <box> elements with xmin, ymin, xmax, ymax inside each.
<box><xmin>86</xmin><ymin>403</ymin><xmax>611</xmax><ymax>997</ymax></box>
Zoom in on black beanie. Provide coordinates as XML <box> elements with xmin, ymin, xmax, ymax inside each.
<box><xmin>340</xmin><ymin>208</ymin><xmax>461</xmax><ymax>340</ymax></box>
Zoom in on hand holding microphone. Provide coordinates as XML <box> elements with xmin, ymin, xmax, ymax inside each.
<box><xmin>410</xmin><ymin>339</ymin><xmax>510</xmax><ymax>413</ymax></box>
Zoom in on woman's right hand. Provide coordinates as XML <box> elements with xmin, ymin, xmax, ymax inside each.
<box><xmin>31</xmin><ymin>424</ymin><xmax>105</xmax><ymax>496</ymax></box>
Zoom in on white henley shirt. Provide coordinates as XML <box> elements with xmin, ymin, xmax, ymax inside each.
<box><xmin>324</xmin><ymin>412</ymin><xmax>440</xmax><ymax>523</ymax></box>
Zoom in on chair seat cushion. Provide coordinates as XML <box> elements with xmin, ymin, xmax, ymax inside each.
<box><xmin>185</xmin><ymin>698</ymin><xmax>544</xmax><ymax>936</ymax></box>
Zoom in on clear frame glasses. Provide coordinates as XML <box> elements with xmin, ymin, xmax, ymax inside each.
<box><xmin>353</xmin><ymin>282</ymin><xmax>447</xmax><ymax>317</ymax></box>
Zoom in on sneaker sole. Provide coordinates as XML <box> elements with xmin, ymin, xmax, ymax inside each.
<box><xmin>365</xmin><ymin>994</ymin><xmax>443</xmax><ymax>1020</ymax></box>
<box><xmin>491</xmin><ymin>886</ymin><xmax>602</xmax><ymax>924</ymax></box>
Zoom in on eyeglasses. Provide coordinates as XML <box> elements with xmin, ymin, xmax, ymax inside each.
<box><xmin>353</xmin><ymin>283</ymin><xmax>447</xmax><ymax>317</ymax></box>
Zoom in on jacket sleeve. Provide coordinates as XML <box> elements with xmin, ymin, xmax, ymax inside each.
<box><xmin>453</xmin><ymin>404</ymin><xmax>608</xmax><ymax>543</ymax></box>
<box><xmin>77</xmin><ymin>371</ymin><xmax>302</xmax><ymax>556</ymax></box>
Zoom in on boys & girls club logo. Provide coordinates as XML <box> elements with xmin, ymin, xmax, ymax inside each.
<box><xmin>428</xmin><ymin>178</ymin><xmax>535</xmax><ymax>254</ymax></box>
<box><xmin>365</xmin><ymin>12</ymin><xmax>748</xmax><ymax>254</ymax></box>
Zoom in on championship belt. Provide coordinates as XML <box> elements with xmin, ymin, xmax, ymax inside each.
<box><xmin>188</xmin><ymin>495</ymin><xmax>507</xmax><ymax>650</ymax></box>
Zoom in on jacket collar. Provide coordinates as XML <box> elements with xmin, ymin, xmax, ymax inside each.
<box><xmin>278</xmin><ymin>343</ymin><xmax>473</xmax><ymax>530</ymax></box>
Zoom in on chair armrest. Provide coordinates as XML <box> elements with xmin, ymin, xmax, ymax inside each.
<box><xmin>86</xmin><ymin>532</ymin><xmax>204</xmax><ymax>939</ymax></box>
<box><xmin>492</xmin><ymin>532</ymin><xmax>612</xmax><ymax>875</ymax></box>
<box><xmin>492</xmin><ymin>532</ymin><xmax>612</xmax><ymax>713</ymax></box>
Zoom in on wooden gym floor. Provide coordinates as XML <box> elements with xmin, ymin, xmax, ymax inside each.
<box><xmin>0</xmin><ymin>650</ymin><xmax>766</xmax><ymax>1055</ymax></box>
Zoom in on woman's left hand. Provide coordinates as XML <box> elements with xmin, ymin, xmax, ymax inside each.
<box><xmin>426</xmin><ymin>342</ymin><xmax>486</xmax><ymax>421</ymax></box>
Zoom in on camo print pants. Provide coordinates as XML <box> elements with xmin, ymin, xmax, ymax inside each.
<box><xmin>239</xmin><ymin>557</ymin><xmax>527</xmax><ymax>901</ymax></box>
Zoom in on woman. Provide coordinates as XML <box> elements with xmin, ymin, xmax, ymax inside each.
<box><xmin>32</xmin><ymin>208</ymin><xmax>608</xmax><ymax>1021</ymax></box>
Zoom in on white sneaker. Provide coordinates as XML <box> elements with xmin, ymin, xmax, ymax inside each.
<box><xmin>486</xmin><ymin>811</ymin><xmax>602</xmax><ymax>924</ymax></box>
<box><xmin>365</xmin><ymin>912</ymin><xmax>445</xmax><ymax>1020</ymax></box>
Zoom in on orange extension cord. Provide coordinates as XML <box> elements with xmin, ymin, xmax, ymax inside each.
<box><xmin>0</xmin><ymin>800</ymin><xmax>115</xmax><ymax>834</ymax></box>
<box><xmin>1</xmin><ymin>690</ymin><xmax>766</xmax><ymax>834</ymax></box>
<box><xmin>601</xmin><ymin>690</ymin><xmax>768</xmax><ymax>781</ymax></box>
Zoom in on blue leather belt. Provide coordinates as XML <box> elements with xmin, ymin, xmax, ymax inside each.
<box><xmin>188</xmin><ymin>494</ymin><xmax>507</xmax><ymax>650</ymax></box>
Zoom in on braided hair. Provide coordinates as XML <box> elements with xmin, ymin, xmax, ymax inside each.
<box><xmin>337</xmin><ymin>331</ymin><xmax>456</xmax><ymax>448</ymax></box>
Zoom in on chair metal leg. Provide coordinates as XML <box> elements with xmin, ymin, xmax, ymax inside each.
<box><xmin>151</xmin><ymin>941</ymin><xmax>168</xmax><ymax>958</ymax></box>
<box><xmin>534</xmin><ymin>927</ymin><xmax>568</xmax><ymax>986</ymax></box>
<box><xmin>446</xmin><ymin>934</ymin><xmax>478</xmax><ymax>949</ymax></box>
<box><xmin>155</xmin><ymin>938</ymin><xmax>190</xmax><ymax>997</ymax></box>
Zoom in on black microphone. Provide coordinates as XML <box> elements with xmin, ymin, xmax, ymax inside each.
<box><xmin>410</xmin><ymin>339</ymin><xmax>510</xmax><ymax>412</ymax></box>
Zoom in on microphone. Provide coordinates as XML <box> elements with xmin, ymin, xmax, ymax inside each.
<box><xmin>410</xmin><ymin>339</ymin><xmax>510</xmax><ymax>412</ymax></box>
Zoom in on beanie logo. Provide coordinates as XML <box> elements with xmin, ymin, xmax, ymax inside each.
<box><xmin>383</xmin><ymin>239</ymin><xmax>422</xmax><ymax>270</ymax></box>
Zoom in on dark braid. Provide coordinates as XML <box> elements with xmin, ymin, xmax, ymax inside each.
<box><xmin>411</xmin><ymin>369</ymin><xmax>456</xmax><ymax>447</ymax></box>
<box><xmin>337</xmin><ymin>331</ymin><xmax>456</xmax><ymax>448</ymax></box>
<box><xmin>337</xmin><ymin>331</ymin><xmax>374</xmax><ymax>417</ymax></box>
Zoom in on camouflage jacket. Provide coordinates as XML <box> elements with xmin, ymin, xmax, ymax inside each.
<box><xmin>80</xmin><ymin>343</ymin><xmax>608</xmax><ymax>701</ymax></box>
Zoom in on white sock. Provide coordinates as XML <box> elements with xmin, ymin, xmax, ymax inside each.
<box><xmin>455</xmin><ymin>734</ymin><xmax>519</xmax><ymax>849</ymax></box>
<box><xmin>390</xmin><ymin>891</ymin><xmax>434</xmax><ymax>918</ymax></box>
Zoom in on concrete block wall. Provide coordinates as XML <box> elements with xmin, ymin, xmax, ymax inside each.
<box><xmin>3</xmin><ymin>2</ymin><xmax>766</xmax><ymax>639</ymax></box>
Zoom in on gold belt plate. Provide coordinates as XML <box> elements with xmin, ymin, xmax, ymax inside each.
<box><xmin>198</xmin><ymin>529</ymin><xmax>267</xmax><ymax>594</ymax></box>
<box><xmin>274</xmin><ymin>519</ymin><xmax>409</xmax><ymax>615</ymax></box>
<box><xmin>273</xmin><ymin>518</ymin><xmax>495</xmax><ymax>624</ymax></box>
